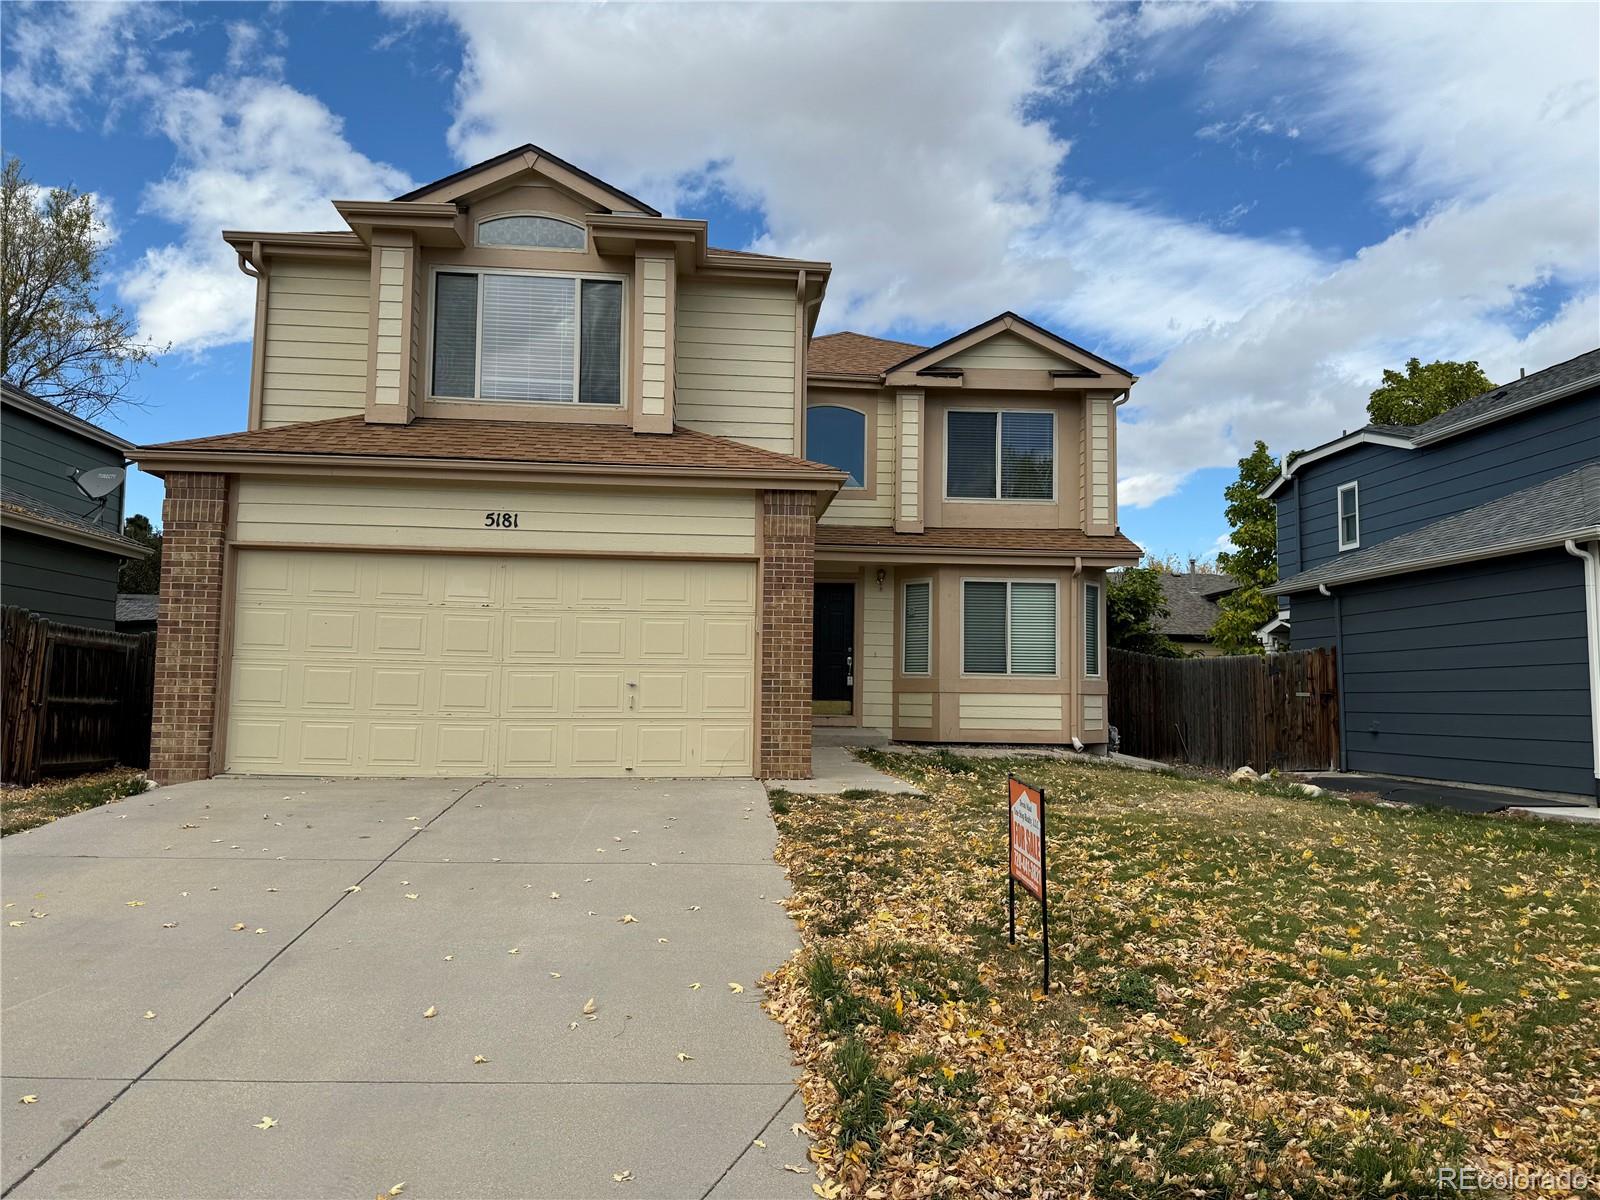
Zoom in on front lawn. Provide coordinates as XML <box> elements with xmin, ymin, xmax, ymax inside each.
<box><xmin>1</xmin><ymin>767</ymin><xmax>148</xmax><ymax>836</ymax></box>
<box><xmin>765</xmin><ymin>752</ymin><xmax>1599</xmax><ymax>1198</ymax></box>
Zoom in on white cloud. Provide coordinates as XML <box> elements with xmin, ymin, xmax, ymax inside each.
<box><xmin>120</xmin><ymin>77</ymin><xmax>413</xmax><ymax>352</ymax></box>
<box><xmin>0</xmin><ymin>1</ymin><xmax>187</xmax><ymax>127</ymax></box>
<box><xmin>1119</xmin><ymin>2</ymin><xmax>1600</xmax><ymax>504</ymax></box>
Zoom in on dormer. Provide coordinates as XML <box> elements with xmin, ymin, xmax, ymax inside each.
<box><xmin>223</xmin><ymin>144</ymin><xmax>828</xmax><ymax>439</ymax></box>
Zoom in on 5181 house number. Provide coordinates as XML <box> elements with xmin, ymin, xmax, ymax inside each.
<box><xmin>484</xmin><ymin>512</ymin><xmax>520</xmax><ymax>529</ymax></box>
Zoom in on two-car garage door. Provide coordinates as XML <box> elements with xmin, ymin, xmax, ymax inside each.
<box><xmin>224</xmin><ymin>549</ymin><xmax>756</xmax><ymax>777</ymax></box>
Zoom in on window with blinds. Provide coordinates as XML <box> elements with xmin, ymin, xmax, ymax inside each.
<box><xmin>1084</xmin><ymin>581</ymin><xmax>1102</xmax><ymax>677</ymax></box>
<box><xmin>946</xmin><ymin>410</ymin><xmax>1054</xmax><ymax>499</ymax></box>
<box><xmin>962</xmin><ymin>580</ymin><xmax>1057</xmax><ymax>675</ymax></box>
<box><xmin>902</xmin><ymin>581</ymin><xmax>931</xmax><ymax>674</ymax></box>
<box><xmin>430</xmin><ymin>270</ymin><xmax>622</xmax><ymax>404</ymax></box>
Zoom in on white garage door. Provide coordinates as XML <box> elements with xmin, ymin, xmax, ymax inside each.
<box><xmin>224</xmin><ymin>549</ymin><xmax>756</xmax><ymax>777</ymax></box>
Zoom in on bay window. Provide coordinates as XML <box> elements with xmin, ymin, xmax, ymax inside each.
<box><xmin>946</xmin><ymin>410</ymin><xmax>1054</xmax><ymax>500</ymax></box>
<box><xmin>431</xmin><ymin>269</ymin><xmax>623</xmax><ymax>405</ymax></box>
<box><xmin>962</xmin><ymin>580</ymin><xmax>1058</xmax><ymax>675</ymax></box>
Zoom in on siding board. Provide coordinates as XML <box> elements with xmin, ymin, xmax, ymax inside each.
<box><xmin>259</xmin><ymin>260</ymin><xmax>371</xmax><ymax>428</ymax></box>
<box><xmin>674</xmin><ymin>279</ymin><xmax>797</xmax><ymax>454</ymax></box>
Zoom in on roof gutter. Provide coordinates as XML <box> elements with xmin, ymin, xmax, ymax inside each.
<box><xmin>1279</xmin><ymin>526</ymin><xmax>1600</xmax><ymax>594</ymax></box>
<box><xmin>0</xmin><ymin>506</ymin><xmax>151</xmax><ymax>559</ymax></box>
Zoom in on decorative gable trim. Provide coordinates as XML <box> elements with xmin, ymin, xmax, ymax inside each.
<box><xmin>394</xmin><ymin>144</ymin><xmax>662</xmax><ymax>217</ymax></box>
<box><xmin>883</xmin><ymin>312</ymin><xmax>1134</xmax><ymax>389</ymax></box>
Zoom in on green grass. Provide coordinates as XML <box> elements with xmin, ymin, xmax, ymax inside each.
<box><xmin>1</xmin><ymin>768</ymin><xmax>147</xmax><ymax>836</ymax></box>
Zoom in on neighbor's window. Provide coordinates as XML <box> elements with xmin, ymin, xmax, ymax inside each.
<box><xmin>1084</xmin><ymin>581</ymin><xmax>1102</xmax><ymax>677</ymax></box>
<box><xmin>946</xmin><ymin>410</ymin><xmax>1054</xmax><ymax>500</ymax></box>
<box><xmin>807</xmin><ymin>406</ymin><xmax>867</xmax><ymax>487</ymax></box>
<box><xmin>477</xmin><ymin>214</ymin><xmax>586</xmax><ymax>251</ymax></box>
<box><xmin>902</xmin><ymin>580</ymin><xmax>931</xmax><ymax>675</ymax></box>
<box><xmin>1337</xmin><ymin>482</ymin><xmax>1360</xmax><ymax>551</ymax></box>
<box><xmin>432</xmin><ymin>270</ymin><xmax>622</xmax><ymax>405</ymax></box>
<box><xmin>962</xmin><ymin>580</ymin><xmax>1057</xmax><ymax>676</ymax></box>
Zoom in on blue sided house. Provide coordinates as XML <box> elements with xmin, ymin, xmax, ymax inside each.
<box><xmin>1266</xmin><ymin>350</ymin><xmax>1600</xmax><ymax>801</ymax></box>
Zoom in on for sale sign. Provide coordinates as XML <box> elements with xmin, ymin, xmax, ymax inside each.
<box><xmin>1008</xmin><ymin>776</ymin><xmax>1045</xmax><ymax>900</ymax></box>
<box><xmin>1005</xmin><ymin>773</ymin><xmax>1051</xmax><ymax>990</ymax></box>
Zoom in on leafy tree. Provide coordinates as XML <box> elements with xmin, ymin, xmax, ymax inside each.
<box><xmin>1108</xmin><ymin>565</ymin><xmax>1181</xmax><ymax>657</ymax></box>
<box><xmin>1</xmin><ymin>155</ymin><xmax>160</xmax><ymax>418</ymax></box>
<box><xmin>1210</xmin><ymin>441</ymin><xmax>1281</xmax><ymax>654</ymax></box>
<box><xmin>1366</xmin><ymin>357</ymin><xmax>1493</xmax><ymax>427</ymax></box>
<box><xmin>118</xmin><ymin>514</ymin><xmax>162</xmax><ymax>594</ymax></box>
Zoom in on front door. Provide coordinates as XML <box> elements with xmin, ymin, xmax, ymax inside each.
<box><xmin>813</xmin><ymin>581</ymin><xmax>855</xmax><ymax>715</ymax></box>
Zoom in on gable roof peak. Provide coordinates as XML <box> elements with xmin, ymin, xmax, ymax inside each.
<box><xmin>394</xmin><ymin>142</ymin><xmax>661</xmax><ymax>217</ymax></box>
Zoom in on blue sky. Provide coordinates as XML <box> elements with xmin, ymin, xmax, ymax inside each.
<box><xmin>4</xmin><ymin>1</ymin><xmax>1597</xmax><ymax>564</ymax></box>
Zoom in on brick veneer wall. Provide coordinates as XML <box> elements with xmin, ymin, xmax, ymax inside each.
<box><xmin>760</xmin><ymin>490</ymin><xmax>816</xmax><ymax>778</ymax></box>
<box><xmin>150</xmin><ymin>472</ymin><xmax>230</xmax><ymax>783</ymax></box>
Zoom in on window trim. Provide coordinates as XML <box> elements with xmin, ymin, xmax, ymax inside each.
<box><xmin>959</xmin><ymin>577</ymin><xmax>1060</xmax><ymax>679</ymax></box>
<box><xmin>942</xmin><ymin>408</ymin><xmax>1057</xmax><ymax>503</ymax></box>
<box><xmin>425</xmin><ymin>263</ymin><xmax>627</xmax><ymax>407</ymax></box>
<box><xmin>806</xmin><ymin>403</ymin><xmax>871</xmax><ymax>493</ymax></box>
<box><xmin>474</xmin><ymin>211</ymin><xmax>588</xmax><ymax>253</ymax></box>
<box><xmin>901</xmin><ymin>577</ymin><xmax>933</xmax><ymax>677</ymax></box>
<box><xmin>1337</xmin><ymin>481</ymin><xmax>1360</xmax><ymax>551</ymax></box>
<box><xmin>1083</xmin><ymin>579</ymin><xmax>1103</xmax><ymax>679</ymax></box>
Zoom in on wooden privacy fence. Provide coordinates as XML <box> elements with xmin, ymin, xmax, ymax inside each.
<box><xmin>2</xmin><ymin>607</ymin><xmax>157</xmax><ymax>785</ymax></box>
<box><xmin>1108</xmin><ymin>647</ymin><xmax>1339</xmax><ymax>772</ymax></box>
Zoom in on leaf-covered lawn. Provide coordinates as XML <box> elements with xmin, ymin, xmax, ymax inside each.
<box><xmin>764</xmin><ymin>752</ymin><xmax>1600</xmax><ymax>1198</ymax></box>
<box><xmin>1</xmin><ymin>768</ymin><xmax>147</xmax><ymax>836</ymax></box>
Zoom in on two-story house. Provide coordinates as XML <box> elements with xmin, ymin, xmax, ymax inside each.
<box><xmin>1</xmin><ymin>381</ymin><xmax>148</xmax><ymax>628</ymax></box>
<box><xmin>1267</xmin><ymin>349</ymin><xmax>1600</xmax><ymax>800</ymax></box>
<box><xmin>132</xmin><ymin>144</ymin><xmax>1141</xmax><ymax>784</ymax></box>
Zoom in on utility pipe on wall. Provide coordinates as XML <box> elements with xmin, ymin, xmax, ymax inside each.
<box><xmin>1564</xmin><ymin>537</ymin><xmax>1600</xmax><ymax>792</ymax></box>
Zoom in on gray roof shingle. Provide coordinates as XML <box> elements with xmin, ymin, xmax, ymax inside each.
<box><xmin>1276</xmin><ymin>462</ymin><xmax>1600</xmax><ymax>593</ymax></box>
<box><xmin>1156</xmin><ymin>572</ymin><xmax>1238</xmax><ymax>639</ymax></box>
<box><xmin>116</xmin><ymin>594</ymin><xmax>159</xmax><ymax>623</ymax></box>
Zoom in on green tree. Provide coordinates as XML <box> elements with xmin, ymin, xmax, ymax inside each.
<box><xmin>1210</xmin><ymin>441</ymin><xmax>1281</xmax><ymax>654</ymax></box>
<box><xmin>1366</xmin><ymin>357</ymin><xmax>1494</xmax><ymax>427</ymax></box>
<box><xmin>118</xmin><ymin>514</ymin><xmax>162</xmax><ymax>594</ymax></box>
<box><xmin>1108</xmin><ymin>565</ymin><xmax>1181</xmax><ymax>657</ymax></box>
<box><xmin>1</xmin><ymin>155</ymin><xmax>160</xmax><ymax>417</ymax></box>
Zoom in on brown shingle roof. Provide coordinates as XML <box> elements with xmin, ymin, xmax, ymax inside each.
<box><xmin>817</xmin><ymin>524</ymin><xmax>1141</xmax><ymax>558</ymax></box>
<box><xmin>138</xmin><ymin>416</ymin><xmax>846</xmax><ymax>481</ymax></box>
<box><xmin>809</xmin><ymin>331</ymin><xmax>926</xmax><ymax>377</ymax></box>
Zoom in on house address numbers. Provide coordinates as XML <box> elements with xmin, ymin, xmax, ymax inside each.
<box><xmin>484</xmin><ymin>512</ymin><xmax>520</xmax><ymax>529</ymax></box>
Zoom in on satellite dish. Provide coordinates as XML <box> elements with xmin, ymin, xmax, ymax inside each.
<box><xmin>72</xmin><ymin>465</ymin><xmax>125</xmax><ymax>501</ymax></box>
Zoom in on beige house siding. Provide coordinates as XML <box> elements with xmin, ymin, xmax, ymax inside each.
<box><xmin>259</xmin><ymin>260</ymin><xmax>370</xmax><ymax>428</ymax></box>
<box><xmin>638</xmin><ymin>254</ymin><xmax>672</xmax><ymax>422</ymax></box>
<box><xmin>372</xmin><ymin>247</ymin><xmax>408</xmax><ymax>409</ymax></box>
<box><xmin>959</xmin><ymin>693</ymin><xmax>1063</xmax><ymax>732</ymax></box>
<box><xmin>1088</xmin><ymin>394</ymin><xmax>1113</xmax><ymax>529</ymax></box>
<box><xmin>233</xmin><ymin>478</ymin><xmax>758</xmax><ymax>557</ymax></box>
<box><xmin>942</xmin><ymin>330</ymin><xmax>1069</xmax><ymax>371</ymax></box>
<box><xmin>817</xmin><ymin>391</ymin><xmax>894</xmax><ymax>527</ymax></box>
<box><xmin>895</xmin><ymin>390</ymin><xmax>923</xmax><ymax>532</ymax></box>
<box><xmin>897</xmin><ymin>692</ymin><xmax>933</xmax><ymax>729</ymax></box>
<box><xmin>860</xmin><ymin>571</ymin><xmax>894</xmax><ymax>732</ymax></box>
<box><xmin>675</xmin><ymin>280</ymin><xmax>797</xmax><ymax>454</ymax></box>
<box><xmin>1082</xmin><ymin>694</ymin><xmax>1105</xmax><ymax>731</ymax></box>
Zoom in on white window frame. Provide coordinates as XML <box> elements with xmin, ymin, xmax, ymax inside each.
<box><xmin>474</xmin><ymin>211</ymin><xmax>587</xmax><ymax>253</ymax></box>
<box><xmin>806</xmin><ymin>403</ymin><xmax>869</xmax><ymax>492</ymax></box>
<box><xmin>1083</xmin><ymin>580</ymin><xmax>1103</xmax><ymax>679</ymax></box>
<box><xmin>943</xmin><ymin>408</ymin><xmax>1057</xmax><ymax>503</ymax></box>
<box><xmin>959</xmin><ymin>577</ymin><xmax>1060</xmax><ymax>678</ymax></box>
<box><xmin>426</xmin><ymin>264</ymin><xmax>627</xmax><ymax>406</ymax></box>
<box><xmin>1337</xmin><ymin>481</ymin><xmax>1360</xmax><ymax>551</ymax></box>
<box><xmin>901</xmin><ymin>577</ymin><xmax>933</xmax><ymax>677</ymax></box>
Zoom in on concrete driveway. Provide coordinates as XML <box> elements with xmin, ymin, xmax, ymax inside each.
<box><xmin>1</xmin><ymin>778</ymin><xmax>813</xmax><ymax>1199</ymax></box>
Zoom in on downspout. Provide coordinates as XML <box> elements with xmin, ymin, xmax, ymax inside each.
<box><xmin>1320</xmin><ymin>583</ymin><xmax>1349</xmax><ymax>772</ymax></box>
<box><xmin>1564</xmin><ymin>538</ymin><xmax>1600</xmax><ymax>797</ymax></box>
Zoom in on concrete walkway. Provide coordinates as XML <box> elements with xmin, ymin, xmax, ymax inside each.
<box><xmin>767</xmin><ymin>734</ymin><xmax>921</xmax><ymax>796</ymax></box>
<box><xmin>1</xmin><ymin>778</ymin><xmax>814</xmax><ymax>1199</ymax></box>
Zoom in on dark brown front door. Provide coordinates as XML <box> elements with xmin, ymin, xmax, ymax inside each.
<box><xmin>813</xmin><ymin>582</ymin><xmax>855</xmax><ymax>711</ymax></box>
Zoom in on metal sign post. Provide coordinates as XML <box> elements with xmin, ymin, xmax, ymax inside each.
<box><xmin>1006</xmin><ymin>774</ymin><xmax>1049</xmax><ymax>992</ymax></box>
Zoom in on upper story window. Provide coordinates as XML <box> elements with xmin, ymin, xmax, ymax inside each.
<box><xmin>1337</xmin><ymin>481</ymin><xmax>1360</xmax><ymax>550</ymax></box>
<box><xmin>946</xmin><ymin>410</ymin><xmax>1054</xmax><ymax>501</ymax></box>
<box><xmin>806</xmin><ymin>405</ymin><xmax>867</xmax><ymax>487</ymax></box>
<box><xmin>476</xmin><ymin>214</ymin><xmax>586</xmax><ymax>251</ymax></box>
<box><xmin>431</xmin><ymin>269</ymin><xmax>622</xmax><ymax>405</ymax></box>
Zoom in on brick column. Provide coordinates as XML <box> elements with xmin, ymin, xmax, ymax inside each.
<box><xmin>759</xmin><ymin>490</ymin><xmax>816</xmax><ymax>778</ymax></box>
<box><xmin>150</xmin><ymin>472</ymin><xmax>230</xmax><ymax>783</ymax></box>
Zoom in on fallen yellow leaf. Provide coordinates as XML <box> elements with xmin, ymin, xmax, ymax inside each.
<box><xmin>422</xmin><ymin>1005</ymin><xmax>437</xmax><ymax>1019</ymax></box>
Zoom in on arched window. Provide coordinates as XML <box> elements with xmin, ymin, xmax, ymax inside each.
<box><xmin>806</xmin><ymin>405</ymin><xmax>867</xmax><ymax>488</ymax></box>
<box><xmin>476</xmin><ymin>214</ymin><xmax>586</xmax><ymax>251</ymax></box>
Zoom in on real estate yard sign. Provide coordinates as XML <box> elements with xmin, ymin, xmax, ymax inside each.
<box><xmin>1007</xmin><ymin>774</ymin><xmax>1050</xmax><ymax>991</ymax></box>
